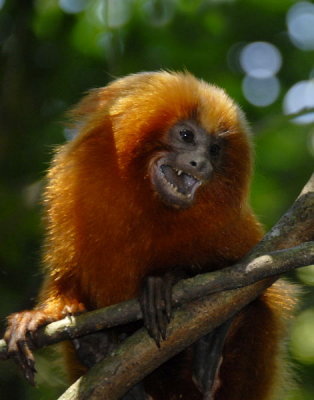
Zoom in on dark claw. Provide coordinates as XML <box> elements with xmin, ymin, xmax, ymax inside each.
<box><xmin>155</xmin><ymin>280</ymin><xmax>167</xmax><ymax>341</ymax></box>
<box><xmin>22</xmin><ymin>352</ymin><xmax>37</xmax><ymax>387</ymax></box>
<box><xmin>142</xmin><ymin>276</ymin><xmax>168</xmax><ymax>345</ymax></box>
<box><xmin>4</xmin><ymin>310</ymin><xmax>53</xmax><ymax>386</ymax></box>
<box><xmin>8</xmin><ymin>336</ymin><xmax>36</xmax><ymax>385</ymax></box>
<box><xmin>147</xmin><ymin>277</ymin><xmax>159</xmax><ymax>341</ymax></box>
<box><xmin>193</xmin><ymin>318</ymin><xmax>233</xmax><ymax>398</ymax></box>
<box><xmin>139</xmin><ymin>270</ymin><xmax>180</xmax><ymax>346</ymax></box>
<box><xmin>164</xmin><ymin>277</ymin><xmax>173</xmax><ymax>322</ymax></box>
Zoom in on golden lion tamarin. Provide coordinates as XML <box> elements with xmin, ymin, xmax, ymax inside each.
<box><xmin>5</xmin><ymin>71</ymin><xmax>295</xmax><ymax>399</ymax></box>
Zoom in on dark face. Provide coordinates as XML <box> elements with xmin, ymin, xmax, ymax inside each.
<box><xmin>151</xmin><ymin>120</ymin><xmax>223</xmax><ymax>209</ymax></box>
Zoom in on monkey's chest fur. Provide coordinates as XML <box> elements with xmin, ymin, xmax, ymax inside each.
<box><xmin>74</xmin><ymin>206</ymin><xmax>259</xmax><ymax>310</ymax></box>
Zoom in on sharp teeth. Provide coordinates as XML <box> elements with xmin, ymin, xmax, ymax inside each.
<box><xmin>159</xmin><ymin>165</ymin><xmax>196</xmax><ymax>200</ymax></box>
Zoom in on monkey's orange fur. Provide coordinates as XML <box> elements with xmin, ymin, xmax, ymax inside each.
<box><xmin>9</xmin><ymin>72</ymin><xmax>295</xmax><ymax>399</ymax></box>
<box><xmin>42</xmin><ymin>72</ymin><xmax>260</xmax><ymax>309</ymax></box>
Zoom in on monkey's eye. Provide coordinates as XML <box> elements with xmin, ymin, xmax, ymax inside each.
<box><xmin>179</xmin><ymin>129</ymin><xmax>195</xmax><ymax>144</ymax></box>
<box><xmin>210</xmin><ymin>143</ymin><xmax>221</xmax><ymax>157</ymax></box>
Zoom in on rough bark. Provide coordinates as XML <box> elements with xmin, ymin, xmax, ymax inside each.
<box><xmin>1</xmin><ymin>242</ymin><xmax>313</xmax><ymax>361</ymax></box>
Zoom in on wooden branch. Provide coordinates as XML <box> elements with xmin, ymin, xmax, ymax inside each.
<box><xmin>0</xmin><ymin>242</ymin><xmax>313</xmax><ymax>361</ymax></box>
<box><xmin>58</xmin><ymin>173</ymin><xmax>313</xmax><ymax>400</ymax></box>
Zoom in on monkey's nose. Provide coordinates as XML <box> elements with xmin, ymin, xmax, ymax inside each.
<box><xmin>189</xmin><ymin>157</ymin><xmax>213</xmax><ymax>178</ymax></box>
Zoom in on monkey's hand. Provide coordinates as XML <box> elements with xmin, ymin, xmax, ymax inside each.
<box><xmin>4</xmin><ymin>310</ymin><xmax>54</xmax><ymax>385</ymax></box>
<box><xmin>4</xmin><ymin>301</ymin><xmax>85</xmax><ymax>385</ymax></box>
<box><xmin>139</xmin><ymin>269</ymin><xmax>187</xmax><ymax>346</ymax></box>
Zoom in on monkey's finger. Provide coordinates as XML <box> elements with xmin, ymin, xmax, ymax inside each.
<box><xmin>7</xmin><ymin>335</ymin><xmax>36</xmax><ymax>386</ymax></box>
<box><xmin>4</xmin><ymin>311</ymin><xmax>43</xmax><ymax>385</ymax></box>
<box><xmin>4</xmin><ymin>324</ymin><xmax>12</xmax><ymax>340</ymax></box>
<box><xmin>5</xmin><ymin>313</ymin><xmax>30</xmax><ymax>347</ymax></box>
<box><xmin>142</xmin><ymin>277</ymin><xmax>158</xmax><ymax>343</ymax></box>
<box><xmin>6</xmin><ymin>314</ymin><xmax>32</xmax><ymax>356</ymax></box>
<box><xmin>164</xmin><ymin>276</ymin><xmax>173</xmax><ymax>322</ymax></box>
<box><xmin>26</xmin><ymin>316</ymin><xmax>42</xmax><ymax>343</ymax></box>
<box><xmin>139</xmin><ymin>283</ymin><xmax>149</xmax><ymax>328</ymax></box>
<box><xmin>149</xmin><ymin>278</ymin><xmax>161</xmax><ymax>346</ymax></box>
<box><xmin>17</xmin><ymin>340</ymin><xmax>37</xmax><ymax>386</ymax></box>
<box><xmin>15</xmin><ymin>331</ymin><xmax>36</xmax><ymax>378</ymax></box>
<box><xmin>27</xmin><ymin>310</ymin><xmax>54</xmax><ymax>344</ymax></box>
<box><xmin>155</xmin><ymin>278</ymin><xmax>168</xmax><ymax>341</ymax></box>
<box><xmin>193</xmin><ymin>319</ymin><xmax>233</xmax><ymax>396</ymax></box>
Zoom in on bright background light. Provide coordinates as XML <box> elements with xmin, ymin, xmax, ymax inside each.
<box><xmin>283</xmin><ymin>80</ymin><xmax>314</xmax><ymax>124</ymax></box>
<box><xmin>59</xmin><ymin>0</ymin><xmax>86</xmax><ymax>14</ymax></box>
<box><xmin>240</xmin><ymin>41</ymin><xmax>282</xmax><ymax>78</ymax></box>
<box><xmin>287</xmin><ymin>1</ymin><xmax>314</xmax><ymax>50</ymax></box>
<box><xmin>239</xmin><ymin>42</ymin><xmax>282</xmax><ymax>107</ymax></box>
<box><xmin>242</xmin><ymin>75</ymin><xmax>280</xmax><ymax>107</ymax></box>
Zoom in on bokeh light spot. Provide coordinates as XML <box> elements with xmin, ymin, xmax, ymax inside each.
<box><xmin>59</xmin><ymin>0</ymin><xmax>86</xmax><ymax>14</ymax></box>
<box><xmin>242</xmin><ymin>76</ymin><xmax>280</xmax><ymax>107</ymax></box>
<box><xmin>283</xmin><ymin>80</ymin><xmax>314</xmax><ymax>124</ymax></box>
<box><xmin>240</xmin><ymin>42</ymin><xmax>282</xmax><ymax>78</ymax></box>
<box><xmin>297</xmin><ymin>264</ymin><xmax>314</xmax><ymax>285</ymax></box>
<box><xmin>142</xmin><ymin>0</ymin><xmax>175</xmax><ymax>26</ymax></box>
<box><xmin>290</xmin><ymin>308</ymin><xmax>314</xmax><ymax>364</ymax></box>
<box><xmin>287</xmin><ymin>1</ymin><xmax>314</xmax><ymax>50</ymax></box>
<box><xmin>97</xmin><ymin>0</ymin><xmax>132</xmax><ymax>28</ymax></box>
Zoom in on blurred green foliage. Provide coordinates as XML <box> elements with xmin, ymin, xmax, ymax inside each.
<box><xmin>0</xmin><ymin>0</ymin><xmax>313</xmax><ymax>399</ymax></box>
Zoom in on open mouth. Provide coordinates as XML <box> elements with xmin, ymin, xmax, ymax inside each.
<box><xmin>160</xmin><ymin>165</ymin><xmax>200</xmax><ymax>198</ymax></box>
<box><xmin>152</xmin><ymin>161</ymin><xmax>202</xmax><ymax>208</ymax></box>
